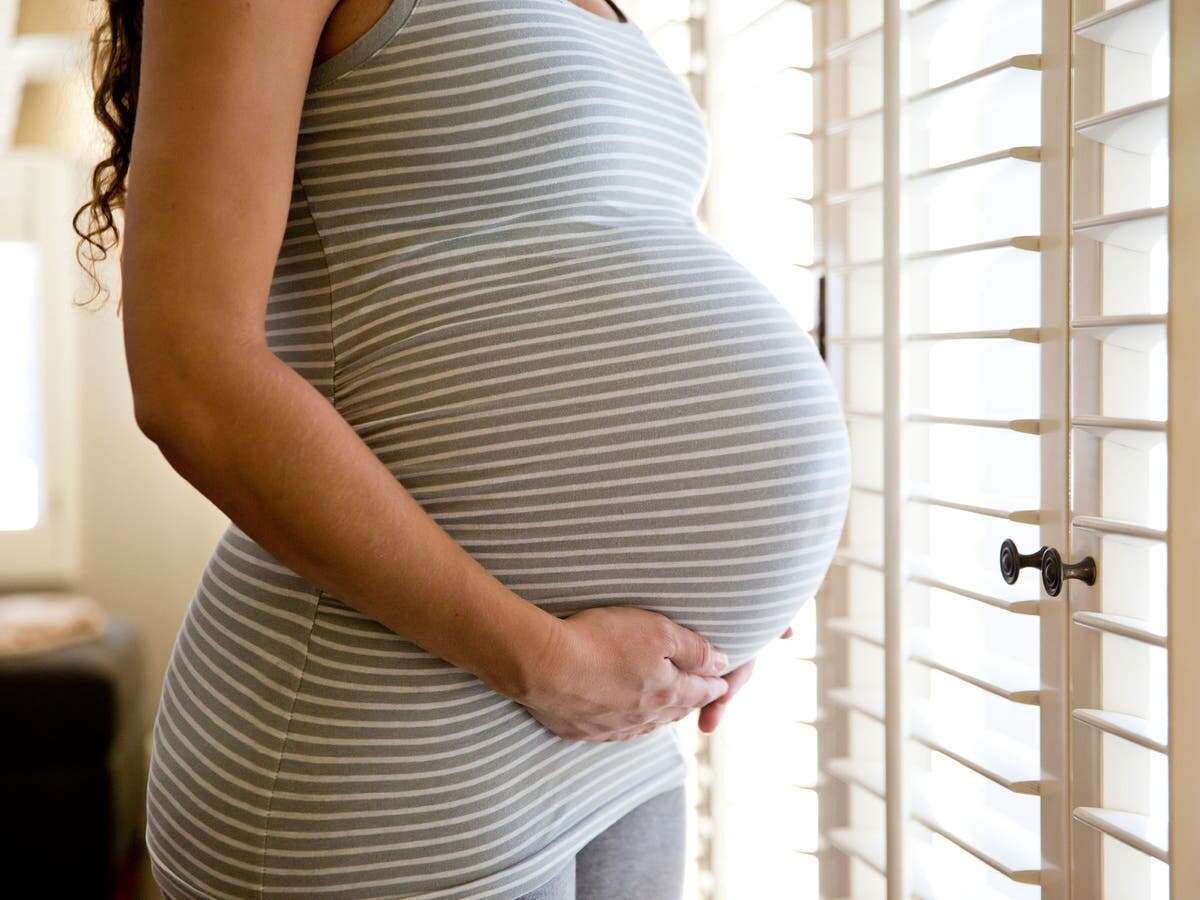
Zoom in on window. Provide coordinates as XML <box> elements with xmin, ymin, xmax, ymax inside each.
<box><xmin>1</xmin><ymin>239</ymin><xmax>43</xmax><ymax>532</ymax></box>
<box><xmin>2</xmin><ymin>12</ymin><xmax>88</xmax><ymax>585</ymax></box>
<box><xmin>0</xmin><ymin>154</ymin><xmax>82</xmax><ymax>584</ymax></box>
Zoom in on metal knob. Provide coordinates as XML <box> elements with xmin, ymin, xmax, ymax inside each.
<box><xmin>999</xmin><ymin>538</ymin><xmax>1047</xmax><ymax>585</ymax></box>
<box><xmin>1040</xmin><ymin>547</ymin><xmax>1097</xmax><ymax>597</ymax></box>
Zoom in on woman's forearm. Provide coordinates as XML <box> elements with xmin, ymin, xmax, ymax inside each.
<box><xmin>130</xmin><ymin>338</ymin><xmax>560</xmax><ymax>699</ymax></box>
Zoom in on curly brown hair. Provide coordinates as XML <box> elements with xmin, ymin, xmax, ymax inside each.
<box><xmin>72</xmin><ymin>0</ymin><xmax>143</xmax><ymax>309</ymax></box>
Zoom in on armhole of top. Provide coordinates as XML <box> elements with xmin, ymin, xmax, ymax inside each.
<box><xmin>307</xmin><ymin>0</ymin><xmax>420</xmax><ymax>91</ymax></box>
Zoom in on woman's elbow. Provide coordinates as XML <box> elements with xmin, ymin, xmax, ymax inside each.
<box><xmin>123</xmin><ymin>302</ymin><xmax>191</xmax><ymax>445</ymax></box>
<box><xmin>126</xmin><ymin>335</ymin><xmax>225</xmax><ymax>456</ymax></box>
<box><xmin>130</xmin><ymin>379</ymin><xmax>180</xmax><ymax>449</ymax></box>
<box><xmin>127</xmin><ymin>331</ymin><xmax>271</xmax><ymax>461</ymax></box>
<box><xmin>120</xmin><ymin>276</ymin><xmax>273</xmax><ymax>455</ymax></box>
<box><xmin>128</xmin><ymin>358</ymin><xmax>197</xmax><ymax>453</ymax></box>
<box><xmin>123</xmin><ymin>302</ymin><xmax>271</xmax><ymax>454</ymax></box>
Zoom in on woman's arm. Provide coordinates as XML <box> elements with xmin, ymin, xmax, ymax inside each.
<box><xmin>121</xmin><ymin>0</ymin><xmax>728</xmax><ymax>738</ymax></box>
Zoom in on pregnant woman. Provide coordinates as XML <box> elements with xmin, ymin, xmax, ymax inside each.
<box><xmin>76</xmin><ymin>0</ymin><xmax>850</xmax><ymax>896</ymax></box>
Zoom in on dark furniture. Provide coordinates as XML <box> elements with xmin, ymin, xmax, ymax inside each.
<box><xmin>0</xmin><ymin>617</ymin><xmax>146</xmax><ymax>898</ymax></box>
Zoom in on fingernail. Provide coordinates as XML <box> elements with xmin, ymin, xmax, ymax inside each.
<box><xmin>714</xmin><ymin>652</ymin><xmax>729</xmax><ymax>671</ymax></box>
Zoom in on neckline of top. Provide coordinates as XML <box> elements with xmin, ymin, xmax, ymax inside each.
<box><xmin>310</xmin><ymin>0</ymin><xmax>643</xmax><ymax>92</ymax></box>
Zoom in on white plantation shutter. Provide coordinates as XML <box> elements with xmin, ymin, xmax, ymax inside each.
<box><xmin>815</xmin><ymin>0</ymin><xmax>1199</xmax><ymax>898</ymax></box>
<box><xmin>1063</xmin><ymin>0</ymin><xmax>1175</xmax><ymax>895</ymax></box>
<box><xmin>816</xmin><ymin>0</ymin><xmax>899</xmax><ymax>893</ymax></box>
<box><xmin>903</xmin><ymin>1</ymin><xmax>1044</xmax><ymax>898</ymax></box>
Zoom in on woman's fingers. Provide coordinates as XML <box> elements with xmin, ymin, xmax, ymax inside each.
<box><xmin>697</xmin><ymin>703</ymin><xmax>722</xmax><ymax>733</ymax></box>
<box><xmin>697</xmin><ymin>695</ymin><xmax>729</xmax><ymax>733</ymax></box>
<box><xmin>664</xmin><ymin>620</ymin><xmax>729</xmax><ymax>676</ymax></box>
<box><xmin>676</xmin><ymin>671</ymin><xmax>731</xmax><ymax>710</ymax></box>
<box><xmin>697</xmin><ymin>658</ymin><xmax>757</xmax><ymax>734</ymax></box>
<box><xmin>722</xmin><ymin>657</ymin><xmax>757</xmax><ymax>694</ymax></box>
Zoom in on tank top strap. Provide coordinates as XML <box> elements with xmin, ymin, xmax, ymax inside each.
<box><xmin>308</xmin><ymin>0</ymin><xmax>420</xmax><ymax>91</ymax></box>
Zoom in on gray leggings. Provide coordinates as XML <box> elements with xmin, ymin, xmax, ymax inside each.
<box><xmin>517</xmin><ymin>784</ymin><xmax>688</xmax><ymax>900</ymax></box>
<box><xmin>160</xmin><ymin>785</ymin><xmax>686</xmax><ymax>900</ymax></box>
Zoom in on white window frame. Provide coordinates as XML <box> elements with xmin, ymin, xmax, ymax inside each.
<box><xmin>0</xmin><ymin>152</ymin><xmax>83</xmax><ymax>585</ymax></box>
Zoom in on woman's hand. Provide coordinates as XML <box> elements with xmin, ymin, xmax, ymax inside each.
<box><xmin>514</xmin><ymin>607</ymin><xmax>731</xmax><ymax>742</ymax></box>
<box><xmin>696</xmin><ymin>625</ymin><xmax>794</xmax><ymax>733</ymax></box>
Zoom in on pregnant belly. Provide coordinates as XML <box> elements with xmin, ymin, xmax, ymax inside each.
<box><xmin>335</xmin><ymin>239</ymin><xmax>851</xmax><ymax>668</ymax></box>
<box><xmin>143</xmin><ymin>244</ymin><xmax>852</xmax><ymax>899</ymax></box>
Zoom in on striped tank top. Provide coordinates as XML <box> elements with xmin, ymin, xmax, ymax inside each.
<box><xmin>145</xmin><ymin>1</ymin><xmax>851</xmax><ymax>897</ymax></box>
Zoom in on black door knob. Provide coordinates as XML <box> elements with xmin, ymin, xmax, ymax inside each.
<box><xmin>1040</xmin><ymin>547</ymin><xmax>1097</xmax><ymax>597</ymax></box>
<box><xmin>1000</xmin><ymin>538</ymin><xmax>1047</xmax><ymax>585</ymax></box>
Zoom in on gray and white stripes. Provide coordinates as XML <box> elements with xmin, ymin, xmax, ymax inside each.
<box><xmin>146</xmin><ymin>1</ymin><xmax>850</xmax><ymax>896</ymax></box>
